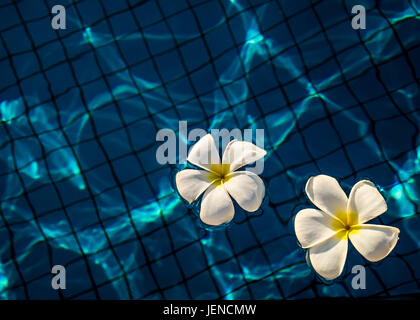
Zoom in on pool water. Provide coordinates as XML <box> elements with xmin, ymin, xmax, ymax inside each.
<box><xmin>0</xmin><ymin>0</ymin><xmax>419</xmax><ymax>299</ymax></box>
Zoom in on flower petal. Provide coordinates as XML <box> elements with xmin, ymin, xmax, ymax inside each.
<box><xmin>200</xmin><ymin>184</ymin><xmax>234</xmax><ymax>226</ymax></box>
<box><xmin>308</xmin><ymin>233</ymin><xmax>348</xmax><ymax>280</ymax></box>
<box><xmin>349</xmin><ymin>224</ymin><xmax>400</xmax><ymax>262</ymax></box>
<box><xmin>294</xmin><ymin>208</ymin><xmax>342</xmax><ymax>249</ymax></box>
<box><xmin>175</xmin><ymin>169</ymin><xmax>212</xmax><ymax>204</ymax></box>
<box><xmin>347</xmin><ymin>180</ymin><xmax>387</xmax><ymax>224</ymax></box>
<box><xmin>305</xmin><ymin>175</ymin><xmax>348</xmax><ymax>223</ymax></box>
<box><xmin>224</xmin><ymin>171</ymin><xmax>264</xmax><ymax>212</ymax></box>
<box><xmin>187</xmin><ymin>134</ymin><xmax>220</xmax><ymax>171</ymax></box>
<box><xmin>222</xmin><ymin>140</ymin><xmax>266</xmax><ymax>172</ymax></box>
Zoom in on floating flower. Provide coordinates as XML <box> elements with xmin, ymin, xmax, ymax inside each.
<box><xmin>294</xmin><ymin>175</ymin><xmax>400</xmax><ymax>280</ymax></box>
<box><xmin>176</xmin><ymin>134</ymin><xmax>266</xmax><ymax>226</ymax></box>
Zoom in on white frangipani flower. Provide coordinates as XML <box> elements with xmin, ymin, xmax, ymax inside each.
<box><xmin>176</xmin><ymin>134</ymin><xmax>266</xmax><ymax>226</ymax></box>
<box><xmin>294</xmin><ymin>175</ymin><xmax>400</xmax><ymax>280</ymax></box>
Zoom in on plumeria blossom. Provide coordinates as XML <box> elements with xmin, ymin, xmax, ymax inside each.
<box><xmin>294</xmin><ymin>175</ymin><xmax>400</xmax><ymax>280</ymax></box>
<box><xmin>176</xmin><ymin>134</ymin><xmax>266</xmax><ymax>226</ymax></box>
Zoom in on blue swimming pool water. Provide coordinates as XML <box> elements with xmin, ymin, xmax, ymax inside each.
<box><xmin>0</xmin><ymin>0</ymin><xmax>419</xmax><ymax>299</ymax></box>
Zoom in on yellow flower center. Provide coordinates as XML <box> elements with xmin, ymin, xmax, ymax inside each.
<box><xmin>207</xmin><ymin>164</ymin><xmax>232</xmax><ymax>187</ymax></box>
<box><xmin>332</xmin><ymin>210</ymin><xmax>360</xmax><ymax>240</ymax></box>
